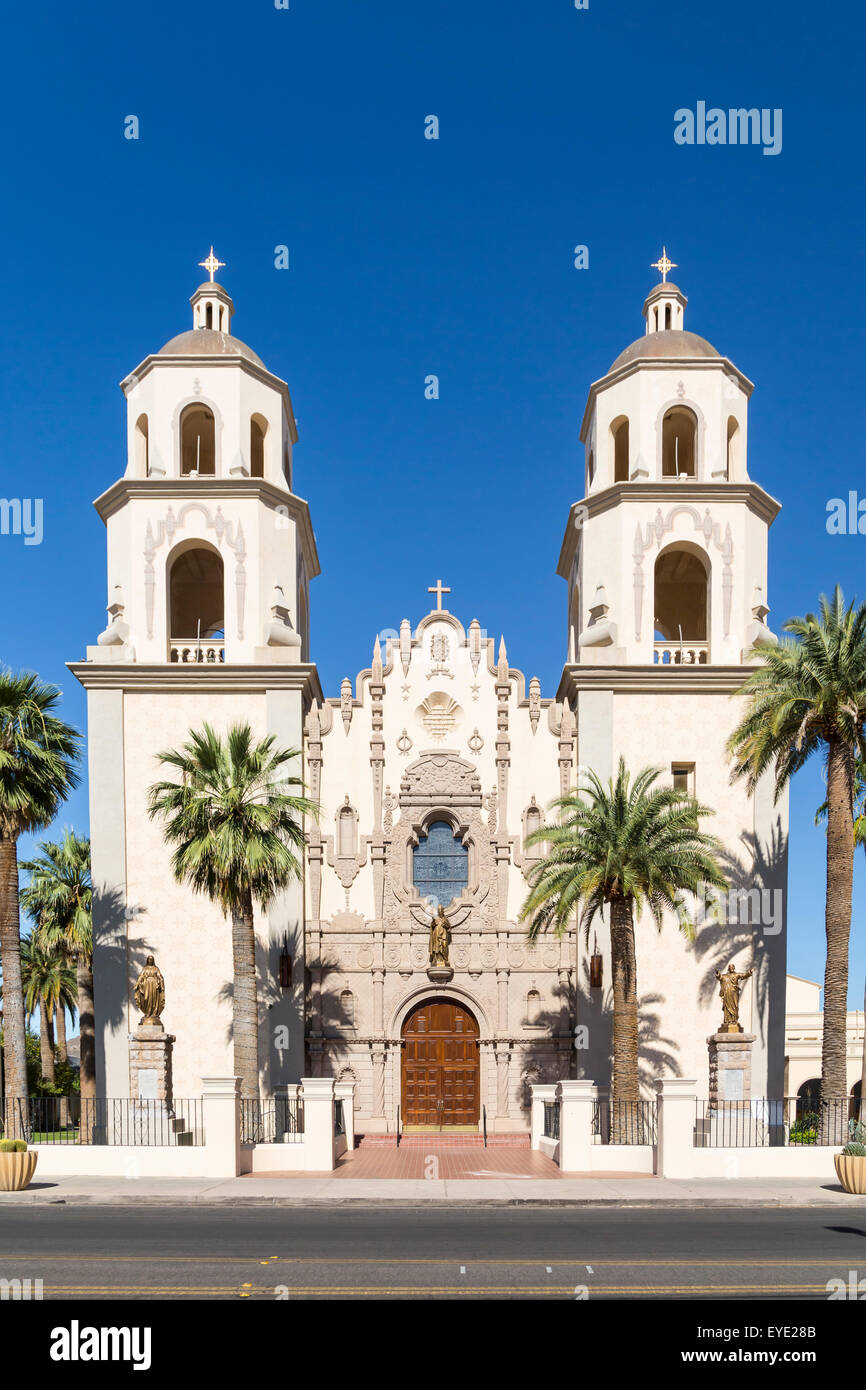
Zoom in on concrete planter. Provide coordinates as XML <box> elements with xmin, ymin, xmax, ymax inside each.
<box><xmin>0</xmin><ymin>1150</ymin><xmax>38</xmax><ymax>1191</ymax></box>
<box><xmin>834</xmin><ymin>1154</ymin><xmax>866</xmax><ymax>1195</ymax></box>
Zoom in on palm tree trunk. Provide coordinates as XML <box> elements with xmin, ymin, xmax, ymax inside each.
<box><xmin>0</xmin><ymin>832</ymin><xmax>28</xmax><ymax>1140</ymax></box>
<box><xmin>76</xmin><ymin>955</ymin><xmax>97</xmax><ymax>1103</ymax></box>
<box><xmin>231</xmin><ymin>891</ymin><xmax>260</xmax><ymax>1100</ymax></box>
<box><xmin>55</xmin><ymin>1004</ymin><xmax>68</xmax><ymax>1066</ymax></box>
<box><xmin>821</xmin><ymin>738</ymin><xmax>854</xmax><ymax>1139</ymax></box>
<box><xmin>609</xmin><ymin>894</ymin><xmax>639</xmax><ymax>1141</ymax></box>
<box><xmin>39</xmin><ymin>1003</ymin><xmax>55</xmax><ymax>1086</ymax></box>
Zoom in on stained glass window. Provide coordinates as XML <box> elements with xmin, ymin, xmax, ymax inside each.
<box><xmin>413</xmin><ymin>820</ymin><xmax>468</xmax><ymax>908</ymax></box>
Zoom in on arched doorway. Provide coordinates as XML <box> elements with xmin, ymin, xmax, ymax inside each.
<box><xmin>401</xmin><ymin>997</ymin><xmax>480</xmax><ymax>1128</ymax></box>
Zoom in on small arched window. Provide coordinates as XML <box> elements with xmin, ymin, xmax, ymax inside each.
<box><xmin>340</xmin><ymin>989</ymin><xmax>355</xmax><ymax>1028</ymax></box>
<box><xmin>250</xmin><ymin>416</ymin><xmax>267</xmax><ymax>479</ymax></box>
<box><xmin>336</xmin><ymin>799</ymin><xmax>357</xmax><ymax>858</ymax></box>
<box><xmin>134</xmin><ymin>414</ymin><xmax>149</xmax><ymax>476</ymax></box>
<box><xmin>612</xmin><ymin>417</ymin><xmax>629</xmax><ymax>483</ymax></box>
<box><xmin>662</xmin><ymin>406</ymin><xmax>697</xmax><ymax>477</ymax></box>
<box><xmin>180</xmin><ymin>405</ymin><xmax>216</xmax><ymax>476</ymax></box>
<box><xmin>526</xmin><ymin>989</ymin><xmax>541</xmax><ymax>1024</ymax></box>
<box><xmin>726</xmin><ymin>417</ymin><xmax>740</xmax><ymax>480</ymax></box>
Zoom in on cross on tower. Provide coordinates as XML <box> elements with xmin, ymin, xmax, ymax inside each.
<box><xmin>427</xmin><ymin>578</ymin><xmax>451</xmax><ymax>611</ymax></box>
<box><xmin>198</xmin><ymin>246</ymin><xmax>226</xmax><ymax>282</ymax></box>
<box><xmin>651</xmin><ymin>246</ymin><xmax>677</xmax><ymax>282</ymax></box>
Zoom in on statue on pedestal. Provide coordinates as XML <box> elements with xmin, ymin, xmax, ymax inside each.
<box><xmin>134</xmin><ymin>955</ymin><xmax>166</xmax><ymax>1026</ymax></box>
<box><xmin>714</xmin><ymin>962</ymin><xmax>753</xmax><ymax>1033</ymax></box>
<box><xmin>428</xmin><ymin>906</ymin><xmax>451</xmax><ymax>968</ymax></box>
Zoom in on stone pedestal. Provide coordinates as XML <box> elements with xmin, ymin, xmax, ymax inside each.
<box><xmin>707</xmin><ymin>1030</ymin><xmax>755</xmax><ymax>1105</ymax></box>
<box><xmin>426</xmin><ymin>965</ymin><xmax>453</xmax><ymax>984</ymax></box>
<box><xmin>129</xmin><ymin>1022</ymin><xmax>175</xmax><ymax>1102</ymax></box>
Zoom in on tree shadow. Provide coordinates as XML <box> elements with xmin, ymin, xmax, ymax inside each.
<box><xmin>692</xmin><ymin>817</ymin><xmax>788</xmax><ymax>1060</ymax></box>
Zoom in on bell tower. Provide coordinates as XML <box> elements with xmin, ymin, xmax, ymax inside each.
<box><xmin>72</xmin><ymin>253</ymin><xmax>322</xmax><ymax>1099</ymax></box>
<box><xmin>555</xmin><ymin>253</ymin><xmax>788</xmax><ymax>1098</ymax></box>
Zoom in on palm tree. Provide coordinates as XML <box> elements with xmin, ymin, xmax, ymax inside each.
<box><xmin>147</xmin><ymin>723</ymin><xmax>317</xmax><ymax>1100</ymax></box>
<box><xmin>19</xmin><ymin>935</ymin><xmax>77</xmax><ymax>1086</ymax></box>
<box><xmin>520</xmin><ymin>758</ymin><xmax>727</xmax><ymax>1125</ymax></box>
<box><xmin>21</xmin><ymin>833</ymin><xmax>93</xmax><ymax>1099</ymax></box>
<box><xmin>728</xmin><ymin>587</ymin><xmax>866</xmax><ymax>1115</ymax></box>
<box><xmin>0</xmin><ymin>670</ymin><xmax>80</xmax><ymax>1134</ymax></box>
<box><xmin>816</xmin><ymin>753</ymin><xmax>866</xmax><ymax>1123</ymax></box>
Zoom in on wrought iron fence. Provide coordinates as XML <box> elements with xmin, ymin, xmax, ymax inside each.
<box><xmin>694</xmin><ymin>1098</ymin><xmax>856</xmax><ymax>1148</ymax></box>
<box><xmin>1</xmin><ymin>1097</ymin><xmax>204</xmax><ymax>1146</ymax></box>
<box><xmin>240</xmin><ymin>1097</ymin><xmax>304</xmax><ymax>1145</ymax></box>
<box><xmin>593</xmin><ymin>1098</ymin><xmax>657</xmax><ymax>1146</ymax></box>
<box><xmin>542</xmin><ymin>1101</ymin><xmax>560</xmax><ymax>1140</ymax></box>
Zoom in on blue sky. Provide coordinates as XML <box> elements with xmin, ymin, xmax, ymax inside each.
<box><xmin>1</xmin><ymin>0</ymin><xmax>865</xmax><ymax>1006</ymax></box>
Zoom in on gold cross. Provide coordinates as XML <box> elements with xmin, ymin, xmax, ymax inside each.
<box><xmin>651</xmin><ymin>246</ymin><xmax>677</xmax><ymax>282</ymax></box>
<box><xmin>198</xmin><ymin>246</ymin><xmax>226</xmax><ymax>282</ymax></box>
<box><xmin>427</xmin><ymin>579</ymin><xmax>451</xmax><ymax>611</ymax></box>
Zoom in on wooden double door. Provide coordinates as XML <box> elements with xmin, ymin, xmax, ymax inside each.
<box><xmin>401</xmin><ymin>998</ymin><xmax>480</xmax><ymax>1127</ymax></box>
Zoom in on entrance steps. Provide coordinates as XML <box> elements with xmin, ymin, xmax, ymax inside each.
<box><xmin>357</xmin><ymin>1132</ymin><xmax>530</xmax><ymax>1149</ymax></box>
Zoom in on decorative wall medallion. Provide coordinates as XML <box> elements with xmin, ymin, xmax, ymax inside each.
<box><xmin>416</xmin><ymin>693</ymin><xmax>462</xmax><ymax>742</ymax></box>
<box><xmin>384</xmin><ymin>945</ymin><xmax>401</xmax><ymax>969</ymax></box>
<box><xmin>452</xmin><ymin>945</ymin><xmax>470</xmax><ymax>969</ymax></box>
<box><xmin>411</xmin><ymin>945</ymin><xmax>428</xmax><ymax>969</ymax></box>
<box><xmin>481</xmin><ymin>946</ymin><xmax>497</xmax><ymax>968</ymax></box>
<box><xmin>543</xmin><ymin>945</ymin><xmax>559</xmax><ymax>969</ymax></box>
<box><xmin>397</xmin><ymin>729</ymin><xmax>413</xmax><ymax>755</ymax></box>
<box><xmin>508</xmin><ymin>946</ymin><xmax>525</xmax><ymax>968</ymax></box>
<box><xmin>356</xmin><ymin>946</ymin><xmax>374</xmax><ymax>970</ymax></box>
<box><xmin>468</xmin><ymin>728</ymin><xmax>484</xmax><ymax>753</ymax></box>
<box><xmin>430</xmin><ymin>633</ymin><xmax>449</xmax><ymax>663</ymax></box>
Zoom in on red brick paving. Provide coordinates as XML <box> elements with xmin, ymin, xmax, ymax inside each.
<box><xmin>246</xmin><ymin>1146</ymin><xmax>564</xmax><ymax>1179</ymax></box>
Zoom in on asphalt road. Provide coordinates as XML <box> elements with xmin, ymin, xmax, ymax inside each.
<box><xmin>1</xmin><ymin>1205</ymin><xmax>865</xmax><ymax>1300</ymax></box>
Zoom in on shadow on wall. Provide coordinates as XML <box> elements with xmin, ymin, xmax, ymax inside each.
<box><xmin>694</xmin><ymin>817</ymin><xmax>788</xmax><ymax>1048</ymax></box>
<box><xmin>92</xmin><ymin>885</ymin><xmax>151</xmax><ymax>1033</ymax></box>
<box><xmin>516</xmin><ymin>961</ymin><xmax>682</xmax><ymax>1102</ymax></box>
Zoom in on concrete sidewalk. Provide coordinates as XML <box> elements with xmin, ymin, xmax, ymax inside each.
<box><xmin>0</xmin><ymin>1173</ymin><xmax>863</xmax><ymax>1208</ymax></box>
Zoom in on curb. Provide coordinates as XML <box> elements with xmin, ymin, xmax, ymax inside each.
<box><xmin>0</xmin><ymin>1195</ymin><xmax>861</xmax><ymax>1210</ymax></box>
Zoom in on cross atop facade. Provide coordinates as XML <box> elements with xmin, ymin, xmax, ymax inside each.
<box><xmin>651</xmin><ymin>246</ymin><xmax>677</xmax><ymax>283</ymax></box>
<box><xmin>427</xmin><ymin>578</ymin><xmax>451</xmax><ymax>611</ymax></box>
<box><xmin>199</xmin><ymin>246</ymin><xmax>226</xmax><ymax>282</ymax></box>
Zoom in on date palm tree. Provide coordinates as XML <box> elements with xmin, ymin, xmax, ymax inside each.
<box><xmin>0</xmin><ymin>670</ymin><xmax>80</xmax><ymax>1134</ymax></box>
<box><xmin>520</xmin><ymin>758</ymin><xmax>727</xmax><ymax>1126</ymax></box>
<box><xmin>816</xmin><ymin>753</ymin><xmax>866</xmax><ymax>1123</ymax></box>
<box><xmin>728</xmin><ymin>587</ymin><xmax>866</xmax><ymax>1116</ymax></box>
<box><xmin>21</xmin><ymin>832</ymin><xmax>93</xmax><ymax>1099</ymax></box>
<box><xmin>147</xmin><ymin>723</ymin><xmax>317</xmax><ymax>1101</ymax></box>
<box><xmin>20</xmin><ymin>935</ymin><xmax>77</xmax><ymax>1086</ymax></box>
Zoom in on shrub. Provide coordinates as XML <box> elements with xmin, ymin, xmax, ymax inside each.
<box><xmin>0</xmin><ymin>1139</ymin><xmax>28</xmax><ymax>1153</ymax></box>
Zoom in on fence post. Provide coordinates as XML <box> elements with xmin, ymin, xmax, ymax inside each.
<box><xmin>300</xmin><ymin>1077</ymin><xmax>336</xmax><ymax>1171</ymax></box>
<box><xmin>334</xmin><ymin>1079</ymin><xmax>356</xmax><ymax>1152</ymax></box>
<box><xmin>530</xmin><ymin>1083</ymin><xmax>558</xmax><ymax>1150</ymax></box>
<box><xmin>655</xmin><ymin>1077</ymin><xmax>696</xmax><ymax>1179</ymax></box>
<box><xmin>557</xmin><ymin>1079</ymin><xmax>597</xmax><ymax>1172</ymax></box>
<box><xmin>201</xmin><ymin>1076</ymin><xmax>241</xmax><ymax>1177</ymax></box>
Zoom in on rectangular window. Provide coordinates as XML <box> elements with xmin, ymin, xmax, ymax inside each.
<box><xmin>672</xmin><ymin>763</ymin><xmax>695</xmax><ymax>795</ymax></box>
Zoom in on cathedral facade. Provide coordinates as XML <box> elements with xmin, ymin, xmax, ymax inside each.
<box><xmin>75</xmin><ymin>259</ymin><xmax>788</xmax><ymax>1132</ymax></box>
